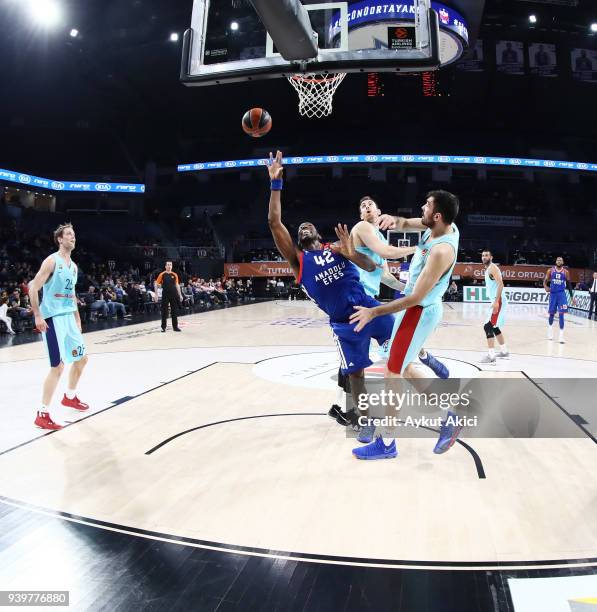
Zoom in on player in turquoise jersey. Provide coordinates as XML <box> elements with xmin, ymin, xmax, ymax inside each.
<box><xmin>329</xmin><ymin>196</ymin><xmax>451</xmax><ymax>437</ymax></box>
<box><xmin>349</xmin><ymin>191</ymin><xmax>462</xmax><ymax>459</ymax></box>
<box><xmin>353</xmin><ymin>196</ymin><xmax>450</xmax><ymax>379</ymax></box>
<box><xmin>29</xmin><ymin>224</ymin><xmax>90</xmax><ymax>430</ymax></box>
<box><xmin>479</xmin><ymin>250</ymin><xmax>509</xmax><ymax>364</ymax></box>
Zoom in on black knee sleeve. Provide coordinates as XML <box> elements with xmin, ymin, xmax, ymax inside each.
<box><xmin>493</xmin><ymin>326</ymin><xmax>501</xmax><ymax>336</ymax></box>
<box><xmin>484</xmin><ymin>321</ymin><xmax>495</xmax><ymax>339</ymax></box>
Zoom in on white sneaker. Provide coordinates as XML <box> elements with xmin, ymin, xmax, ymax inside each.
<box><xmin>547</xmin><ymin>327</ymin><xmax>554</xmax><ymax>340</ymax></box>
<box><xmin>498</xmin><ymin>350</ymin><xmax>510</xmax><ymax>358</ymax></box>
<box><xmin>559</xmin><ymin>332</ymin><xmax>565</xmax><ymax>344</ymax></box>
<box><xmin>479</xmin><ymin>354</ymin><xmax>497</xmax><ymax>365</ymax></box>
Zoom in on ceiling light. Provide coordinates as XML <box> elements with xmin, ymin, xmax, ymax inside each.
<box><xmin>529</xmin><ymin>14</ymin><xmax>537</xmax><ymax>24</ymax></box>
<box><xmin>230</xmin><ymin>21</ymin><xmax>239</xmax><ymax>31</ymax></box>
<box><xmin>170</xmin><ymin>32</ymin><xmax>179</xmax><ymax>42</ymax></box>
<box><xmin>591</xmin><ymin>23</ymin><xmax>597</xmax><ymax>33</ymax></box>
<box><xmin>70</xmin><ymin>28</ymin><xmax>78</xmax><ymax>37</ymax></box>
<box><xmin>28</xmin><ymin>0</ymin><xmax>62</xmax><ymax>27</ymax></box>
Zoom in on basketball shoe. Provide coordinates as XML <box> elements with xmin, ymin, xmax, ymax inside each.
<box><xmin>34</xmin><ymin>412</ymin><xmax>62</xmax><ymax>430</ymax></box>
<box><xmin>433</xmin><ymin>411</ymin><xmax>463</xmax><ymax>454</ymax></box>
<box><xmin>61</xmin><ymin>395</ymin><xmax>90</xmax><ymax>411</ymax></box>
<box><xmin>353</xmin><ymin>436</ymin><xmax>397</xmax><ymax>460</ymax></box>
<box><xmin>420</xmin><ymin>351</ymin><xmax>449</xmax><ymax>378</ymax></box>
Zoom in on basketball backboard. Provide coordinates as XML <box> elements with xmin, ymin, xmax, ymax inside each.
<box><xmin>180</xmin><ymin>0</ymin><xmax>469</xmax><ymax>86</ymax></box>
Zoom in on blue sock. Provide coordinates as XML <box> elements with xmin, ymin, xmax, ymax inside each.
<box><xmin>559</xmin><ymin>313</ymin><xmax>565</xmax><ymax>330</ymax></box>
<box><xmin>548</xmin><ymin>314</ymin><xmax>555</xmax><ymax>325</ymax></box>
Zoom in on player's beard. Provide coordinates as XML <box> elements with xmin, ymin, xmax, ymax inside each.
<box><xmin>421</xmin><ymin>215</ymin><xmax>435</xmax><ymax>229</ymax></box>
<box><xmin>298</xmin><ymin>233</ymin><xmax>321</xmax><ymax>250</ymax></box>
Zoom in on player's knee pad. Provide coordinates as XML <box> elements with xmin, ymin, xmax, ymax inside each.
<box><xmin>493</xmin><ymin>326</ymin><xmax>501</xmax><ymax>336</ymax></box>
<box><xmin>484</xmin><ymin>321</ymin><xmax>495</xmax><ymax>338</ymax></box>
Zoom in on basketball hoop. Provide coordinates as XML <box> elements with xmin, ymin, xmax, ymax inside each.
<box><xmin>287</xmin><ymin>72</ymin><xmax>346</xmax><ymax>119</ymax></box>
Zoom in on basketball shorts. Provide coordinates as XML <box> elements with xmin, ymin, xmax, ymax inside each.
<box><xmin>387</xmin><ymin>303</ymin><xmax>443</xmax><ymax>375</ymax></box>
<box><xmin>43</xmin><ymin>313</ymin><xmax>86</xmax><ymax>368</ymax></box>
<box><xmin>548</xmin><ymin>291</ymin><xmax>568</xmax><ymax>314</ymax></box>
<box><xmin>331</xmin><ymin>313</ymin><xmax>395</xmax><ymax>375</ymax></box>
<box><xmin>487</xmin><ymin>298</ymin><xmax>507</xmax><ymax>329</ymax></box>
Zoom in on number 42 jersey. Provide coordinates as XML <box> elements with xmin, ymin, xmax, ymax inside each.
<box><xmin>298</xmin><ymin>247</ymin><xmax>375</xmax><ymax>323</ymax></box>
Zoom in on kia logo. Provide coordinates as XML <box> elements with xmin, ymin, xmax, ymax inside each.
<box><xmin>326</xmin><ymin>156</ymin><xmax>339</xmax><ymax>162</ymax></box>
<box><xmin>18</xmin><ymin>174</ymin><xmax>31</xmax><ymax>184</ymax></box>
<box><xmin>193</xmin><ymin>163</ymin><xmax>205</xmax><ymax>170</ymax></box>
<box><xmin>439</xmin><ymin>156</ymin><xmax>450</xmax><ymax>163</ymax></box>
<box><xmin>51</xmin><ymin>181</ymin><xmax>65</xmax><ymax>190</ymax></box>
<box><xmin>543</xmin><ymin>160</ymin><xmax>555</xmax><ymax>167</ymax></box>
<box><xmin>474</xmin><ymin>157</ymin><xmax>486</xmax><ymax>163</ymax></box>
<box><xmin>365</xmin><ymin>155</ymin><xmax>379</xmax><ymax>162</ymax></box>
<box><xmin>291</xmin><ymin>157</ymin><xmax>304</xmax><ymax>164</ymax></box>
<box><xmin>402</xmin><ymin>155</ymin><xmax>415</xmax><ymax>162</ymax></box>
<box><xmin>225</xmin><ymin>161</ymin><xmax>237</xmax><ymax>167</ymax></box>
<box><xmin>95</xmin><ymin>183</ymin><xmax>111</xmax><ymax>191</ymax></box>
<box><xmin>510</xmin><ymin>159</ymin><xmax>522</xmax><ymax>165</ymax></box>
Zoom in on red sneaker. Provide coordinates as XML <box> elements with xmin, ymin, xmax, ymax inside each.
<box><xmin>34</xmin><ymin>412</ymin><xmax>63</xmax><ymax>430</ymax></box>
<box><xmin>61</xmin><ymin>394</ymin><xmax>90</xmax><ymax>411</ymax></box>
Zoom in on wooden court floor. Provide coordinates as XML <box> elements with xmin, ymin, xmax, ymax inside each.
<box><xmin>1</xmin><ymin>300</ymin><xmax>596</xmax><ymax>611</ymax></box>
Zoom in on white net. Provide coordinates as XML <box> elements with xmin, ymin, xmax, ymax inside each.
<box><xmin>287</xmin><ymin>72</ymin><xmax>346</xmax><ymax>119</ymax></box>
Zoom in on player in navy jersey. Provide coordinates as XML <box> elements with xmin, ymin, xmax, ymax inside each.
<box><xmin>266</xmin><ymin>151</ymin><xmax>407</xmax><ymax>417</ymax></box>
<box><xmin>543</xmin><ymin>256</ymin><xmax>570</xmax><ymax>343</ymax></box>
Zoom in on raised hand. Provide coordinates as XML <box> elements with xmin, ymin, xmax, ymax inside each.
<box><xmin>268</xmin><ymin>150</ymin><xmax>284</xmax><ymax>180</ymax></box>
<box><xmin>329</xmin><ymin>224</ymin><xmax>354</xmax><ymax>258</ymax></box>
<box><xmin>378</xmin><ymin>214</ymin><xmax>398</xmax><ymax>231</ymax></box>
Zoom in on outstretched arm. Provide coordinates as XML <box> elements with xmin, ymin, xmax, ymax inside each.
<box><xmin>329</xmin><ymin>224</ymin><xmax>376</xmax><ymax>272</ymax></box>
<box><xmin>380</xmin><ymin>261</ymin><xmax>405</xmax><ymax>291</ymax></box>
<box><xmin>351</xmin><ymin>221</ymin><xmax>416</xmax><ymax>260</ymax></box>
<box><xmin>378</xmin><ymin>214</ymin><xmax>426</xmax><ymax>232</ymax></box>
<box><xmin>267</xmin><ymin>151</ymin><xmax>302</xmax><ymax>280</ymax></box>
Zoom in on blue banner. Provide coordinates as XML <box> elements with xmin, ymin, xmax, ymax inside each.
<box><xmin>178</xmin><ymin>155</ymin><xmax>597</xmax><ymax>173</ymax></box>
<box><xmin>328</xmin><ymin>0</ymin><xmax>469</xmax><ymax>45</ymax></box>
<box><xmin>0</xmin><ymin>168</ymin><xmax>145</xmax><ymax>194</ymax></box>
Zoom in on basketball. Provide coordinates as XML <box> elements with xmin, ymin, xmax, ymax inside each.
<box><xmin>241</xmin><ymin>108</ymin><xmax>272</xmax><ymax>138</ymax></box>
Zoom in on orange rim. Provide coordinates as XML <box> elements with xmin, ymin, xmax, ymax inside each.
<box><xmin>290</xmin><ymin>74</ymin><xmax>344</xmax><ymax>84</ymax></box>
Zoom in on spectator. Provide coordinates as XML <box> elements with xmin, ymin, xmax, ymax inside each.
<box><xmin>0</xmin><ymin>297</ymin><xmax>16</xmax><ymax>334</ymax></box>
<box><xmin>447</xmin><ymin>281</ymin><xmax>459</xmax><ymax>302</ymax></box>
<box><xmin>101</xmin><ymin>286</ymin><xmax>127</xmax><ymax>318</ymax></box>
<box><xmin>86</xmin><ymin>286</ymin><xmax>109</xmax><ymax>318</ymax></box>
<box><xmin>276</xmin><ymin>278</ymin><xmax>287</xmax><ymax>298</ymax></box>
<box><xmin>214</xmin><ymin>281</ymin><xmax>229</xmax><ymax>303</ymax></box>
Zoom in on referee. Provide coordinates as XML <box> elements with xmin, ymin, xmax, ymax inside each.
<box><xmin>155</xmin><ymin>261</ymin><xmax>183</xmax><ymax>332</ymax></box>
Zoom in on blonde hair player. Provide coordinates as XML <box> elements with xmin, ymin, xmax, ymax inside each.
<box><xmin>28</xmin><ymin>224</ymin><xmax>90</xmax><ymax>430</ymax></box>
